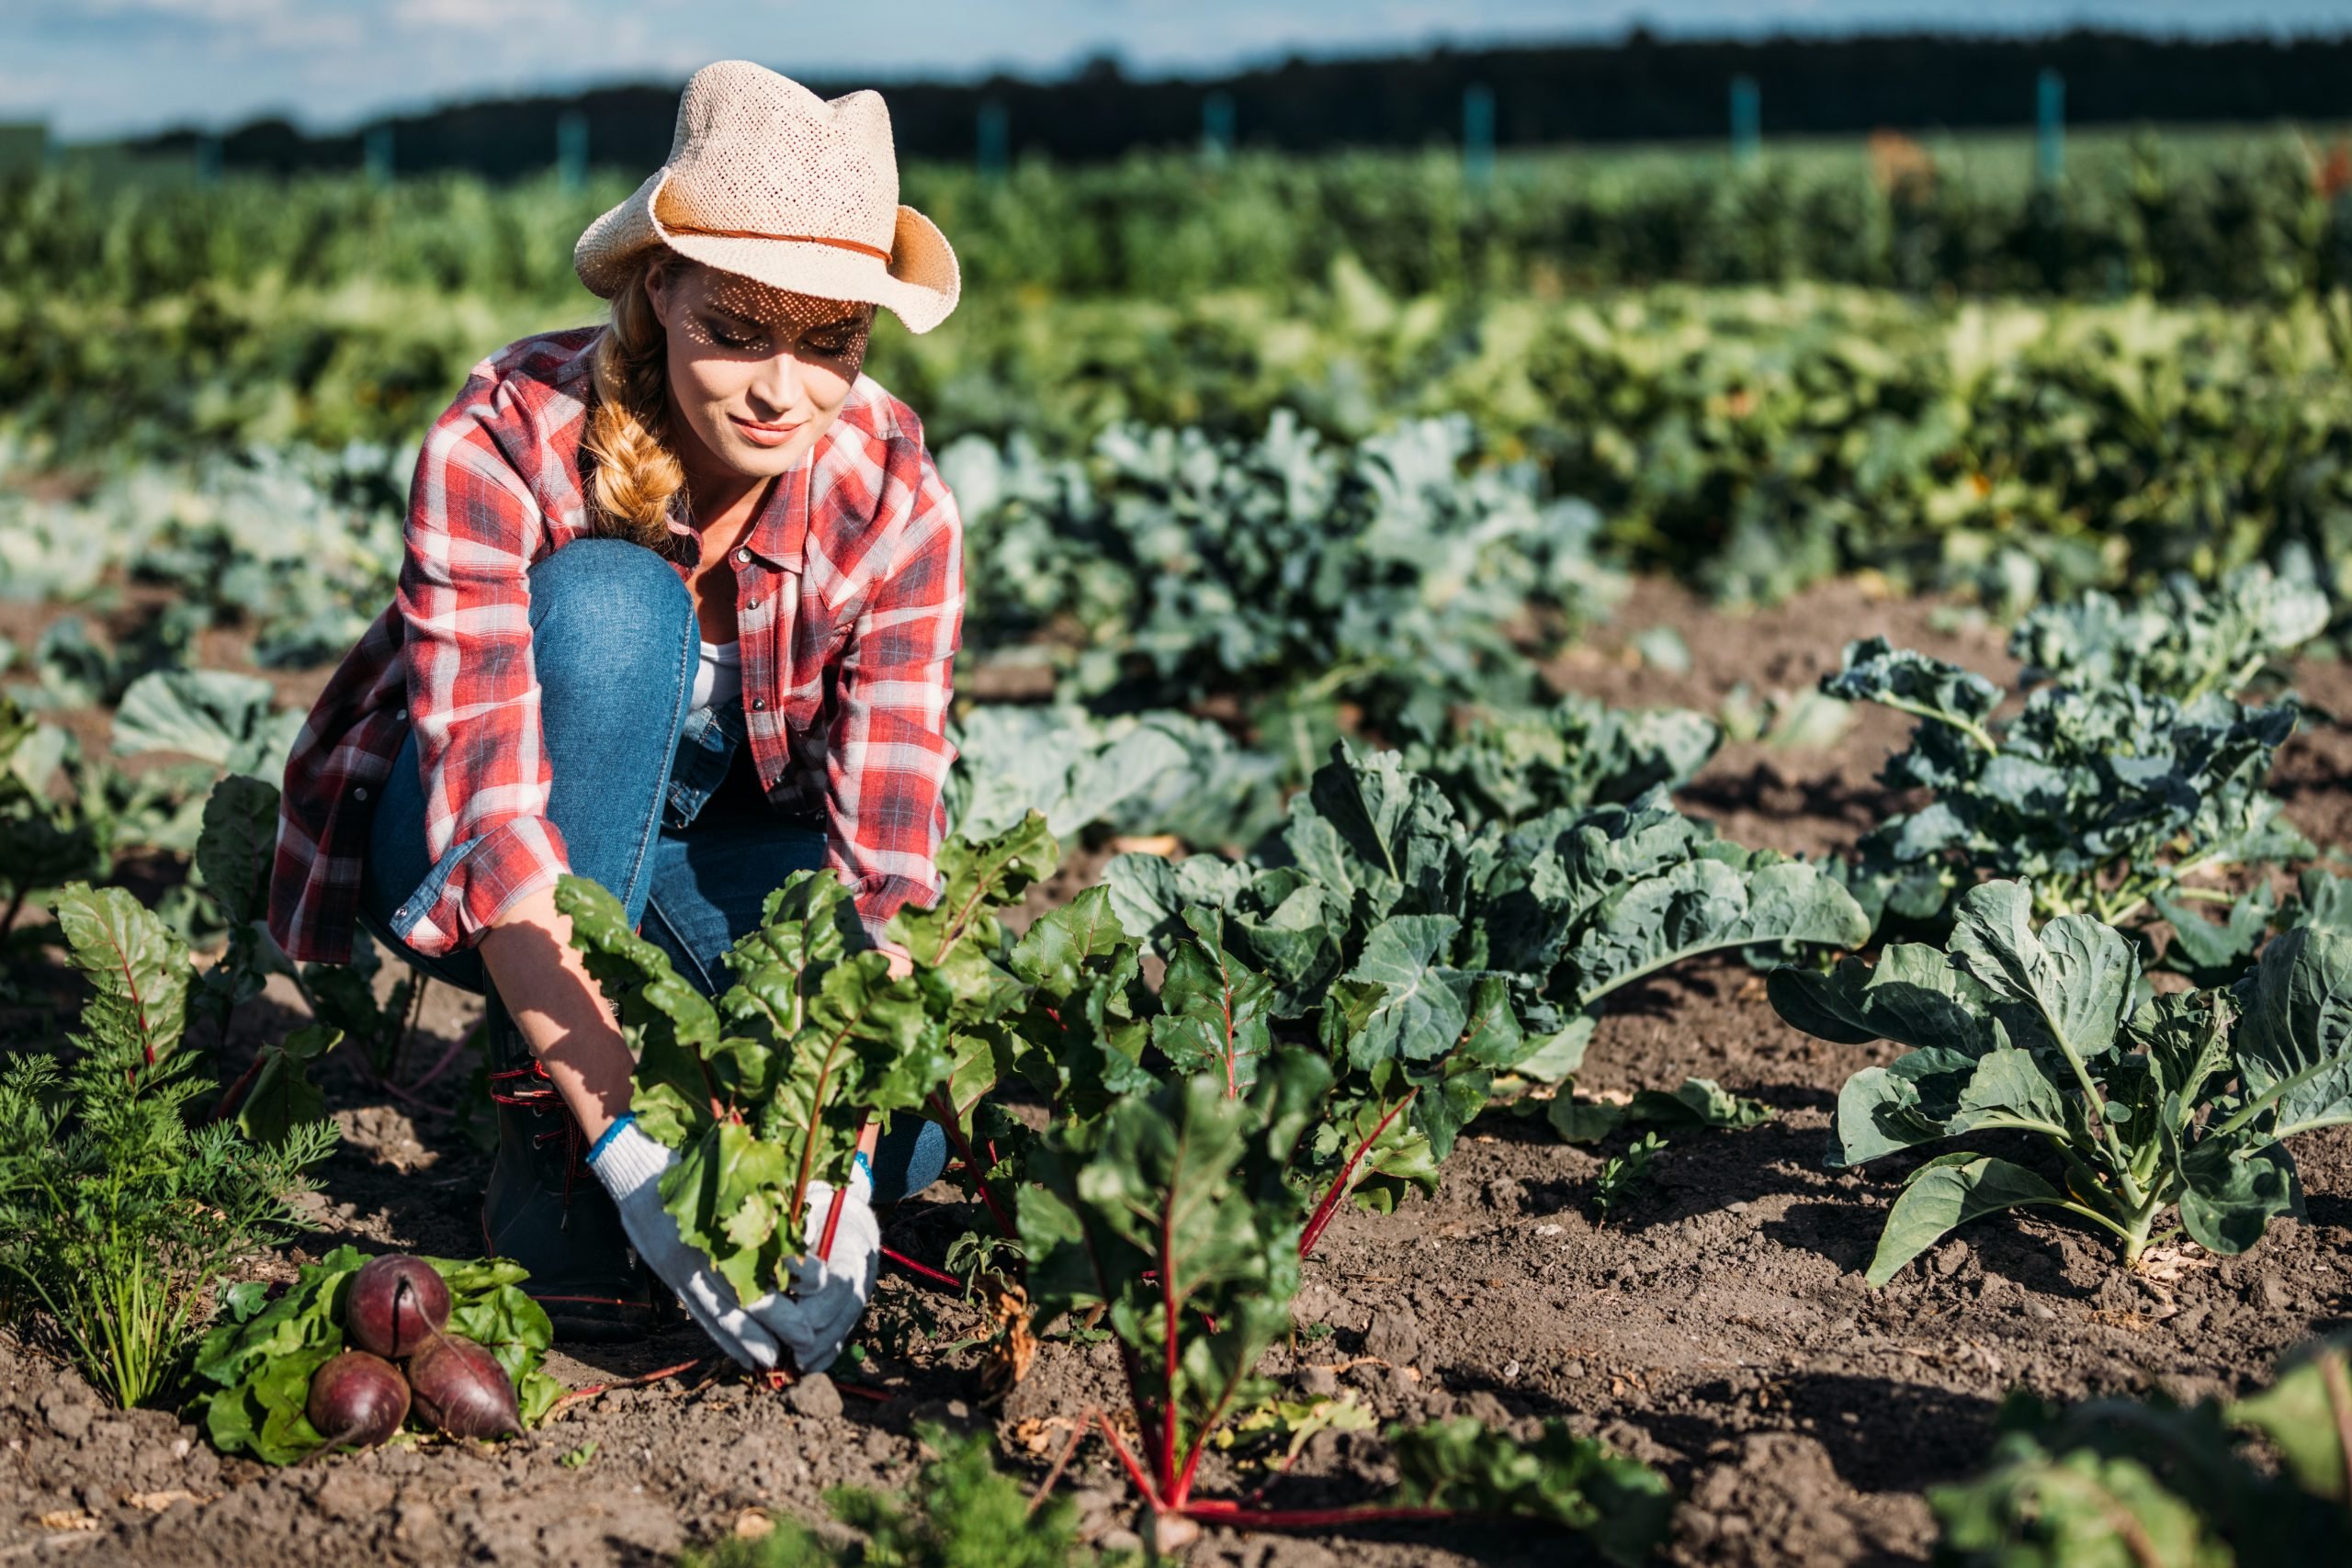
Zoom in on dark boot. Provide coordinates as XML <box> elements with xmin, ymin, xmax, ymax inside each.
<box><xmin>480</xmin><ymin>997</ymin><xmax>674</xmax><ymax>1342</ymax></box>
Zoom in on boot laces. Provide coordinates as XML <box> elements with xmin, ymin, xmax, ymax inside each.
<box><xmin>488</xmin><ymin>1057</ymin><xmax>589</xmax><ymax>1206</ymax></box>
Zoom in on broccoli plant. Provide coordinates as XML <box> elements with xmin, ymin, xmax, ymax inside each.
<box><xmin>1109</xmin><ymin>739</ymin><xmax>1867</xmax><ymax>1254</ymax></box>
<box><xmin>2007</xmin><ymin>562</ymin><xmax>2327</xmax><ymax>704</ymax></box>
<box><xmin>1770</xmin><ymin>878</ymin><xmax>2352</xmax><ymax>1280</ymax></box>
<box><xmin>1824</xmin><ymin>635</ymin><xmax>2306</xmax><ymax>938</ymax></box>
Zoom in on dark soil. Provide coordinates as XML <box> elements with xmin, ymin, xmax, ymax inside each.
<box><xmin>3</xmin><ymin>576</ymin><xmax>2348</xmax><ymax>1566</ymax></box>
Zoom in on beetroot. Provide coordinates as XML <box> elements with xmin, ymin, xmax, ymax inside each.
<box><xmin>304</xmin><ymin>1350</ymin><xmax>410</xmax><ymax>1450</ymax></box>
<box><xmin>345</xmin><ymin>1255</ymin><xmax>450</xmax><ymax>1359</ymax></box>
<box><xmin>405</xmin><ymin>1333</ymin><xmax>522</xmax><ymax>1438</ymax></box>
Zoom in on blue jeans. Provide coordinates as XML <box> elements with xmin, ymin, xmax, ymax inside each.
<box><xmin>356</xmin><ymin>538</ymin><xmax>946</xmax><ymax>1203</ymax></box>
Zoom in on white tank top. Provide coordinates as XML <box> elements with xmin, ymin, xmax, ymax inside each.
<box><xmin>690</xmin><ymin>639</ymin><xmax>741</xmax><ymax>716</ymax></box>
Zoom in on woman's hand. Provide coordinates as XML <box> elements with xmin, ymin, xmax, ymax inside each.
<box><xmin>876</xmin><ymin>941</ymin><xmax>914</xmax><ymax>982</ymax></box>
<box><xmin>744</xmin><ymin>1165</ymin><xmax>880</xmax><ymax>1372</ymax></box>
<box><xmin>588</xmin><ymin>1119</ymin><xmax>786</xmax><ymax>1370</ymax></box>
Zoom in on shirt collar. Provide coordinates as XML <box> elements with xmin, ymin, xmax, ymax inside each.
<box><xmin>742</xmin><ymin>452</ymin><xmax>812</xmax><ymax>573</ymax></box>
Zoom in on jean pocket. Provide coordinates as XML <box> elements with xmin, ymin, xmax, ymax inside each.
<box><xmin>663</xmin><ymin>704</ymin><xmax>743</xmax><ymax>829</ymax></box>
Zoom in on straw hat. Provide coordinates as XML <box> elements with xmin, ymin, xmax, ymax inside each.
<box><xmin>575</xmin><ymin>60</ymin><xmax>959</xmax><ymax>333</ymax></box>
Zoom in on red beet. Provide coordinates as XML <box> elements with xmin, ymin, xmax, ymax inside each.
<box><xmin>345</xmin><ymin>1255</ymin><xmax>450</xmax><ymax>1359</ymax></box>
<box><xmin>405</xmin><ymin>1333</ymin><xmax>522</xmax><ymax>1438</ymax></box>
<box><xmin>304</xmin><ymin>1350</ymin><xmax>410</xmax><ymax>1450</ymax></box>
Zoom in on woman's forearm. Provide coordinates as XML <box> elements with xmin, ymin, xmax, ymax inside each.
<box><xmin>479</xmin><ymin>884</ymin><xmax>636</xmax><ymax>1145</ymax></box>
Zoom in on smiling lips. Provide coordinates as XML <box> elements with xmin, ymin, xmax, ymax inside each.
<box><xmin>730</xmin><ymin>414</ymin><xmax>804</xmax><ymax>445</ymax></box>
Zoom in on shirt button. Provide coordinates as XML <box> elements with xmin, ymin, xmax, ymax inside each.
<box><xmin>745</xmin><ymin>597</ymin><xmax>760</xmax><ymax>611</ymax></box>
<box><xmin>395</xmin><ymin>708</ymin><xmax>408</xmax><ymax>722</ymax></box>
<box><xmin>733</xmin><ymin>547</ymin><xmax>752</xmax><ymax>565</ymax></box>
<box><xmin>352</xmin><ymin>785</ymin><xmax>369</xmax><ymax>802</ymax></box>
<box><xmin>752</xmin><ymin>698</ymin><xmax>766</xmax><ymax>711</ymax></box>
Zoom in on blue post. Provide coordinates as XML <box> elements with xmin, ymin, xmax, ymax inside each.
<box><xmin>364</xmin><ymin>124</ymin><xmax>394</xmax><ymax>187</ymax></box>
<box><xmin>1463</xmin><ymin>83</ymin><xmax>1496</xmax><ymax>189</ymax></box>
<box><xmin>1730</xmin><ymin>75</ymin><xmax>1760</xmax><ymax>170</ymax></box>
<box><xmin>196</xmin><ymin>133</ymin><xmax>222</xmax><ymax>186</ymax></box>
<box><xmin>1201</xmin><ymin>89</ymin><xmax>1234</xmax><ymax>168</ymax></box>
<box><xmin>2036</xmin><ymin>68</ymin><xmax>2064</xmax><ymax>185</ymax></box>
<box><xmin>977</xmin><ymin>99</ymin><xmax>1009</xmax><ymax>180</ymax></box>
<box><xmin>558</xmin><ymin>110</ymin><xmax>589</xmax><ymax>193</ymax></box>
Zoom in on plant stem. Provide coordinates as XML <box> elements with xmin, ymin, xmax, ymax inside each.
<box><xmin>878</xmin><ymin>1245</ymin><xmax>964</xmax><ymax>1292</ymax></box>
<box><xmin>1299</xmin><ymin>1090</ymin><xmax>1416</xmax><ymax>1259</ymax></box>
<box><xmin>1875</xmin><ymin>694</ymin><xmax>2000</xmax><ymax>756</ymax></box>
<box><xmin>1183</xmin><ymin>1501</ymin><xmax>1455</xmax><ymax>1529</ymax></box>
<box><xmin>924</xmin><ymin>1089</ymin><xmax>1017</xmax><ymax>1238</ymax></box>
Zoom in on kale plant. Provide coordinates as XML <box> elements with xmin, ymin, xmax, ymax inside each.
<box><xmin>1932</xmin><ymin>1333</ymin><xmax>2352</xmax><ymax>1566</ymax></box>
<box><xmin>1825</xmin><ymin>636</ymin><xmax>2305</xmax><ymax>936</ymax></box>
<box><xmin>0</xmin><ymin>884</ymin><xmax>337</xmax><ymax>1406</ymax></box>
<box><xmin>1770</xmin><ymin>878</ymin><xmax>2352</xmax><ymax>1280</ymax></box>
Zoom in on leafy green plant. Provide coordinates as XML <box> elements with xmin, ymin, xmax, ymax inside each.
<box><xmin>2007</xmin><ymin>563</ymin><xmax>2328</xmax><ymax>705</ymax></box>
<box><xmin>1931</xmin><ymin>1333</ymin><xmax>2352</xmax><ymax>1566</ymax></box>
<box><xmin>0</xmin><ymin>883</ymin><xmax>336</xmax><ymax>1406</ymax></box>
<box><xmin>681</xmin><ymin>1423</ymin><xmax>1097</xmax><ymax>1568</ymax></box>
<box><xmin>1106</xmin><ymin>740</ymin><xmax>1866</xmax><ymax>1255</ymax></box>
<box><xmin>189</xmin><ymin>1244</ymin><xmax>565</xmax><ymax>1462</ymax></box>
<box><xmin>1824</xmin><ymin>634</ymin><xmax>2306</xmax><ymax>937</ymax></box>
<box><xmin>1771</xmin><ymin>878</ymin><xmax>2352</xmax><ymax>1280</ymax></box>
<box><xmin>1401</xmin><ymin>691</ymin><xmax>1722</xmax><ymax>831</ymax></box>
<box><xmin>1017</xmin><ymin>1052</ymin><xmax>1671</xmax><ymax>1555</ymax></box>
<box><xmin>556</xmin><ymin>816</ymin><xmax>1052</xmax><ymax>1301</ymax></box>
<box><xmin>1548</xmin><ymin>1077</ymin><xmax>1770</xmax><ymax>1145</ymax></box>
<box><xmin>192</xmin><ymin>773</ymin><xmax>423</xmax><ymax>1094</ymax></box>
<box><xmin>0</xmin><ymin>694</ymin><xmax>107</xmax><ymax>950</ymax></box>
<box><xmin>1590</xmin><ymin>1133</ymin><xmax>1666</xmax><ymax>1224</ymax></box>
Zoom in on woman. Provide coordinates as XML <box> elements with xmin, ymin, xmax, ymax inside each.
<box><xmin>268</xmin><ymin>61</ymin><xmax>964</xmax><ymax>1375</ymax></box>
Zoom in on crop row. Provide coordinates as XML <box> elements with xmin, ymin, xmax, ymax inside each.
<box><xmin>6</xmin><ymin>558</ymin><xmax>2350</xmax><ymax>1558</ymax></box>
<box><xmin>9</xmin><ymin>128</ymin><xmax>2349</xmax><ymax>306</ymax></box>
<box><xmin>11</xmin><ymin>283</ymin><xmax>2350</xmax><ymax>627</ymax></box>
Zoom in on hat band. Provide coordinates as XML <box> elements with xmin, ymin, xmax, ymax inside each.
<box><xmin>663</xmin><ymin>222</ymin><xmax>892</xmax><ymax>264</ymax></box>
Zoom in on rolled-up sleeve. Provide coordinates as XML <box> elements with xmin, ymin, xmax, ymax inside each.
<box><xmin>390</xmin><ymin>374</ymin><xmax>569</xmax><ymax>956</ymax></box>
<box><xmin>825</xmin><ymin>445</ymin><xmax>964</xmax><ymax>945</ymax></box>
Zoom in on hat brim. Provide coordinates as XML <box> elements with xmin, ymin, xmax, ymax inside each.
<box><xmin>573</xmin><ymin>167</ymin><xmax>961</xmax><ymax>335</ymax></box>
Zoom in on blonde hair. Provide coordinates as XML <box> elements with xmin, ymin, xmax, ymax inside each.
<box><xmin>582</xmin><ymin>251</ymin><xmax>691</xmax><ymax>555</ymax></box>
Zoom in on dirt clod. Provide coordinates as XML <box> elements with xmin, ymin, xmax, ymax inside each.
<box><xmin>785</xmin><ymin>1373</ymin><xmax>843</xmax><ymax>1420</ymax></box>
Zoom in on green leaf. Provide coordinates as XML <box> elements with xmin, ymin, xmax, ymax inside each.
<box><xmin>1929</xmin><ymin>1435</ymin><xmax>2225</xmax><ymax>1568</ymax></box>
<box><xmin>2171</xmin><ymin>1140</ymin><xmax>2299</xmax><ymax>1256</ymax></box>
<box><xmin>1865</xmin><ymin>1153</ymin><xmax>2061</xmax><ymax>1287</ymax></box>
<box><xmin>51</xmin><ymin>881</ymin><xmax>192</xmax><ymax>1069</ymax></box>
<box><xmin>2230</xmin><ymin>925</ymin><xmax>2352</xmax><ymax>1139</ymax></box>
<box><xmin>235</xmin><ymin>1024</ymin><xmax>340</xmax><ymax>1150</ymax></box>
<box><xmin>196</xmin><ymin>774</ymin><xmax>279</xmax><ymax>930</ymax></box>
<box><xmin>2228</xmin><ymin>1337</ymin><xmax>2352</xmax><ymax>1503</ymax></box>
<box><xmin>1328</xmin><ymin>915</ymin><xmax>1469</xmax><ymax>1068</ymax></box>
<box><xmin>1948</xmin><ymin>881</ymin><xmax>2132</xmax><ymax>1066</ymax></box>
<box><xmin>1151</xmin><ymin>907</ymin><xmax>1274</xmax><ymax>1097</ymax></box>
<box><xmin>1768</xmin><ymin>942</ymin><xmax>2003</xmax><ymax>1054</ymax></box>
<box><xmin>1386</xmin><ymin>1416</ymin><xmax>1675</xmax><ymax>1568</ymax></box>
<box><xmin>1626</xmin><ymin>1077</ymin><xmax>1771</xmax><ymax>1132</ymax></box>
<box><xmin>1563</xmin><ymin>853</ymin><xmax>1871</xmax><ymax>1007</ymax></box>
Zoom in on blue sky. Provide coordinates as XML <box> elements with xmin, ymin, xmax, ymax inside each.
<box><xmin>6</xmin><ymin>1</ymin><xmax>2348</xmax><ymax>141</ymax></box>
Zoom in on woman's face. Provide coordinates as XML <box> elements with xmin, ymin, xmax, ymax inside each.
<box><xmin>644</xmin><ymin>259</ymin><xmax>876</xmax><ymax>485</ymax></box>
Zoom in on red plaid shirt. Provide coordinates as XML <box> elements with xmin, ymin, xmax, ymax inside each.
<box><xmin>268</xmin><ymin>326</ymin><xmax>964</xmax><ymax>964</ymax></box>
